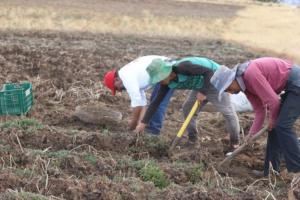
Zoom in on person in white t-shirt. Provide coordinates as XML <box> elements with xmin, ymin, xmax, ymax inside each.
<box><xmin>103</xmin><ymin>55</ymin><xmax>174</xmax><ymax>134</ymax></box>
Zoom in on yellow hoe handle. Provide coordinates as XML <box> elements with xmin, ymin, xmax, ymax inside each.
<box><xmin>176</xmin><ymin>101</ymin><xmax>200</xmax><ymax>138</ymax></box>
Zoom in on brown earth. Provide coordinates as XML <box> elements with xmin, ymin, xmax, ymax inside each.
<box><xmin>0</xmin><ymin>30</ymin><xmax>294</xmax><ymax>200</ymax></box>
<box><xmin>0</xmin><ymin>0</ymin><xmax>299</xmax><ymax>199</ymax></box>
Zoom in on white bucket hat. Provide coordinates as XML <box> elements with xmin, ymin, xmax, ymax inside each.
<box><xmin>210</xmin><ymin>65</ymin><xmax>238</xmax><ymax>101</ymax></box>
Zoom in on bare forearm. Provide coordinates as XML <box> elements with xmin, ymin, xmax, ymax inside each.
<box><xmin>138</xmin><ymin>106</ymin><xmax>147</xmax><ymax>122</ymax></box>
<box><xmin>129</xmin><ymin>106</ymin><xmax>143</xmax><ymax>130</ymax></box>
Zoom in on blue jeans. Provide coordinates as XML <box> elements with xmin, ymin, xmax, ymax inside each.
<box><xmin>146</xmin><ymin>84</ymin><xmax>174</xmax><ymax>135</ymax></box>
<box><xmin>264</xmin><ymin>83</ymin><xmax>300</xmax><ymax>175</ymax></box>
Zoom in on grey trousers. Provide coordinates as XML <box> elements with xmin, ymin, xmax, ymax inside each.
<box><xmin>182</xmin><ymin>89</ymin><xmax>240</xmax><ymax>145</ymax></box>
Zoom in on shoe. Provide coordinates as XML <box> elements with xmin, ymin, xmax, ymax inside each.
<box><xmin>188</xmin><ymin>133</ymin><xmax>198</xmax><ymax>143</ymax></box>
<box><xmin>251</xmin><ymin>170</ymin><xmax>265</xmax><ymax>178</ymax></box>
<box><xmin>225</xmin><ymin>144</ymin><xmax>239</xmax><ymax>157</ymax></box>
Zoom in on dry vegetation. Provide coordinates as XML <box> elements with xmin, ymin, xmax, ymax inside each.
<box><xmin>0</xmin><ymin>2</ymin><xmax>231</xmax><ymax>38</ymax></box>
<box><xmin>223</xmin><ymin>3</ymin><xmax>300</xmax><ymax>63</ymax></box>
<box><xmin>0</xmin><ymin>0</ymin><xmax>299</xmax><ymax>199</ymax></box>
<box><xmin>0</xmin><ymin>0</ymin><xmax>299</xmax><ymax>61</ymax></box>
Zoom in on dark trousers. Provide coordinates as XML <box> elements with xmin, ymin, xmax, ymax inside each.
<box><xmin>264</xmin><ymin>86</ymin><xmax>300</xmax><ymax>175</ymax></box>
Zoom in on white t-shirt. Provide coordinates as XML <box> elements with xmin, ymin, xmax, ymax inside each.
<box><xmin>118</xmin><ymin>55</ymin><xmax>168</xmax><ymax>107</ymax></box>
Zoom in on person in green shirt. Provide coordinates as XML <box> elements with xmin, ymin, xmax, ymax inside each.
<box><xmin>134</xmin><ymin>57</ymin><xmax>240</xmax><ymax>150</ymax></box>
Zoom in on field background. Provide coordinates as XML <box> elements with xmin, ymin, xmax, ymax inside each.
<box><xmin>0</xmin><ymin>0</ymin><xmax>299</xmax><ymax>199</ymax></box>
<box><xmin>1</xmin><ymin>0</ymin><xmax>300</xmax><ymax>62</ymax></box>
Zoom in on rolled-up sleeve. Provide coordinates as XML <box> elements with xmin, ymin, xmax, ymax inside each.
<box><xmin>246</xmin><ymin>92</ymin><xmax>266</xmax><ymax>134</ymax></box>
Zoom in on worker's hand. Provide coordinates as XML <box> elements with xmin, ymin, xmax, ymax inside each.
<box><xmin>196</xmin><ymin>92</ymin><xmax>206</xmax><ymax>103</ymax></box>
<box><xmin>134</xmin><ymin>122</ymin><xmax>146</xmax><ymax>134</ymax></box>
<box><xmin>128</xmin><ymin>119</ymin><xmax>138</xmax><ymax>131</ymax></box>
<box><xmin>268</xmin><ymin>121</ymin><xmax>275</xmax><ymax>131</ymax></box>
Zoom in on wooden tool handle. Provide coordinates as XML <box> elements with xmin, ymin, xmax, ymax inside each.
<box><xmin>219</xmin><ymin>126</ymin><xmax>268</xmax><ymax>167</ymax></box>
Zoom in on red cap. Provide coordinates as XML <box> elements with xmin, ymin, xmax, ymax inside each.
<box><xmin>103</xmin><ymin>70</ymin><xmax>116</xmax><ymax>96</ymax></box>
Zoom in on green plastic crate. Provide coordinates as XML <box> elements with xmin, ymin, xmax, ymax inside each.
<box><xmin>0</xmin><ymin>82</ymin><xmax>34</xmax><ymax>115</ymax></box>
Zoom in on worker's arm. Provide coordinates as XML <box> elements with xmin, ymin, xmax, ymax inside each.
<box><xmin>134</xmin><ymin>85</ymin><xmax>169</xmax><ymax>133</ymax></box>
<box><xmin>244</xmin><ymin>68</ymin><xmax>280</xmax><ymax>134</ymax></box>
<box><xmin>176</xmin><ymin>61</ymin><xmax>215</xmax><ymax>95</ymax></box>
<box><xmin>121</xmin><ymin>75</ymin><xmax>148</xmax><ymax>130</ymax></box>
<box><xmin>129</xmin><ymin>106</ymin><xmax>145</xmax><ymax>130</ymax></box>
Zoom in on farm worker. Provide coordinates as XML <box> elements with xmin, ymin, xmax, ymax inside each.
<box><xmin>134</xmin><ymin>57</ymin><xmax>240</xmax><ymax>149</ymax></box>
<box><xmin>210</xmin><ymin>57</ymin><xmax>300</xmax><ymax>176</ymax></box>
<box><xmin>103</xmin><ymin>55</ymin><xmax>174</xmax><ymax>135</ymax></box>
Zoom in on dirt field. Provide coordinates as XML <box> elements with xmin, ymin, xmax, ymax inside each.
<box><xmin>0</xmin><ymin>0</ymin><xmax>299</xmax><ymax>200</ymax></box>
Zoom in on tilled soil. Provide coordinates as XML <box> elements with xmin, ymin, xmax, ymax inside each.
<box><xmin>0</xmin><ymin>30</ymin><xmax>296</xmax><ymax>199</ymax></box>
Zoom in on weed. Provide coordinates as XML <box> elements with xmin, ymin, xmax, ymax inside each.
<box><xmin>84</xmin><ymin>153</ymin><xmax>97</xmax><ymax>166</ymax></box>
<box><xmin>128</xmin><ymin>180</ymin><xmax>143</xmax><ymax>192</ymax></box>
<box><xmin>0</xmin><ymin>190</ymin><xmax>49</xmax><ymax>200</ymax></box>
<box><xmin>188</xmin><ymin>163</ymin><xmax>205</xmax><ymax>184</ymax></box>
<box><xmin>139</xmin><ymin>163</ymin><xmax>169</xmax><ymax>189</ymax></box>
<box><xmin>0</xmin><ymin>144</ymin><xmax>12</xmax><ymax>153</ymax></box>
<box><xmin>117</xmin><ymin>156</ymin><xmax>155</xmax><ymax>171</ymax></box>
<box><xmin>171</xmin><ymin>161</ymin><xmax>187</xmax><ymax>169</ymax></box>
<box><xmin>223</xmin><ymin>187</ymin><xmax>240</xmax><ymax>196</ymax></box>
<box><xmin>207</xmin><ymin>179</ymin><xmax>216</xmax><ymax>189</ymax></box>
<box><xmin>0</xmin><ymin>118</ymin><xmax>43</xmax><ymax>133</ymax></box>
<box><xmin>15</xmin><ymin>168</ymin><xmax>34</xmax><ymax>177</ymax></box>
<box><xmin>132</xmin><ymin>160</ymin><xmax>154</xmax><ymax>171</ymax></box>
<box><xmin>47</xmin><ymin>150</ymin><xmax>69</xmax><ymax>159</ymax></box>
<box><xmin>133</xmin><ymin>135</ymin><xmax>169</xmax><ymax>157</ymax></box>
<box><xmin>101</xmin><ymin>128</ymin><xmax>110</xmax><ymax>135</ymax></box>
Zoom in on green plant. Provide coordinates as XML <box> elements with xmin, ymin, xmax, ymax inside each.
<box><xmin>84</xmin><ymin>153</ymin><xmax>97</xmax><ymax>166</ymax></box>
<box><xmin>101</xmin><ymin>128</ymin><xmax>110</xmax><ymax>135</ymax></box>
<box><xmin>117</xmin><ymin>156</ymin><xmax>155</xmax><ymax>172</ymax></box>
<box><xmin>137</xmin><ymin>135</ymin><xmax>169</xmax><ymax>157</ymax></box>
<box><xmin>47</xmin><ymin>150</ymin><xmax>69</xmax><ymax>159</ymax></box>
<box><xmin>0</xmin><ymin>191</ymin><xmax>49</xmax><ymax>200</ymax></box>
<box><xmin>0</xmin><ymin>144</ymin><xmax>12</xmax><ymax>153</ymax></box>
<box><xmin>0</xmin><ymin>118</ymin><xmax>43</xmax><ymax>133</ymax></box>
<box><xmin>188</xmin><ymin>163</ymin><xmax>204</xmax><ymax>184</ymax></box>
<box><xmin>139</xmin><ymin>163</ymin><xmax>169</xmax><ymax>189</ymax></box>
<box><xmin>15</xmin><ymin>168</ymin><xmax>34</xmax><ymax>177</ymax></box>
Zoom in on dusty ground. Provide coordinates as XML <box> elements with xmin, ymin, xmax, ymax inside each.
<box><xmin>0</xmin><ymin>0</ymin><xmax>299</xmax><ymax>199</ymax></box>
<box><xmin>0</xmin><ymin>30</ymin><xmax>295</xmax><ymax>200</ymax></box>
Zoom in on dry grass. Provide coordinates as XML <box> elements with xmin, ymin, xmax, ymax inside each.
<box><xmin>0</xmin><ymin>4</ymin><xmax>227</xmax><ymax>39</ymax></box>
<box><xmin>222</xmin><ymin>3</ymin><xmax>300</xmax><ymax>62</ymax></box>
<box><xmin>0</xmin><ymin>1</ymin><xmax>299</xmax><ymax>61</ymax></box>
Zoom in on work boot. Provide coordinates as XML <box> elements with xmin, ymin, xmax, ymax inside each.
<box><xmin>251</xmin><ymin>170</ymin><xmax>265</xmax><ymax>178</ymax></box>
<box><xmin>184</xmin><ymin>133</ymin><xmax>198</xmax><ymax>148</ymax></box>
<box><xmin>188</xmin><ymin>133</ymin><xmax>198</xmax><ymax>143</ymax></box>
<box><xmin>225</xmin><ymin>144</ymin><xmax>239</xmax><ymax>157</ymax></box>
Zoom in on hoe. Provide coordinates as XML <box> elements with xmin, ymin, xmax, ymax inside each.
<box><xmin>169</xmin><ymin>100</ymin><xmax>200</xmax><ymax>153</ymax></box>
